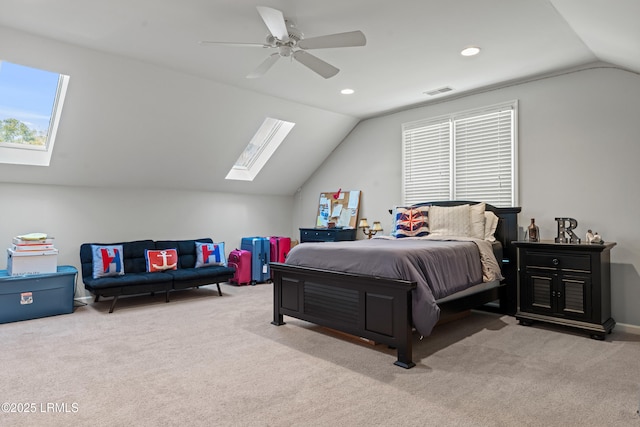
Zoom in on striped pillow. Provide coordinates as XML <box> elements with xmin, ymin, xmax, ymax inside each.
<box><xmin>428</xmin><ymin>204</ymin><xmax>471</xmax><ymax>237</ymax></box>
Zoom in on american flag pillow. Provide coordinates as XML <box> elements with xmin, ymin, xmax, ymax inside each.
<box><xmin>393</xmin><ymin>206</ymin><xmax>429</xmax><ymax>238</ymax></box>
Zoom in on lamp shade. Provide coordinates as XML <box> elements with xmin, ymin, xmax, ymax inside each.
<box><xmin>372</xmin><ymin>221</ymin><xmax>383</xmax><ymax>232</ymax></box>
<box><xmin>358</xmin><ymin>218</ymin><xmax>369</xmax><ymax>228</ymax></box>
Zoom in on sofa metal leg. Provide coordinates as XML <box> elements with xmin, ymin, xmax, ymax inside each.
<box><xmin>95</xmin><ymin>295</ymin><xmax>100</xmax><ymax>303</ymax></box>
<box><xmin>216</xmin><ymin>283</ymin><xmax>222</xmax><ymax>296</ymax></box>
<box><xmin>165</xmin><ymin>291</ymin><xmax>170</xmax><ymax>303</ymax></box>
<box><xmin>108</xmin><ymin>296</ymin><xmax>119</xmax><ymax>313</ymax></box>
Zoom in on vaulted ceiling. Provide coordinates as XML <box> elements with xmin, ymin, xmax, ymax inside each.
<box><xmin>0</xmin><ymin>1</ymin><xmax>638</xmax><ymax>195</ymax></box>
<box><xmin>2</xmin><ymin>0</ymin><xmax>638</xmax><ymax>119</ymax></box>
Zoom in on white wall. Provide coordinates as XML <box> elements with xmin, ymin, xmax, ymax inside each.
<box><xmin>0</xmin><ymin>183</ymin><xmax>293</xmax><ymax>297</ymax></box>
<box><xmin>295</xmin><ymin>65</ymin><xmax>640</xmax><ymax>327</ymax></box>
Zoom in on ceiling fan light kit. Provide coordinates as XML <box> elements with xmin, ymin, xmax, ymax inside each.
<box><xmin>201</xmin><ymin>6</ymin><xmax>366</xmax><ymax>79</ymax></box>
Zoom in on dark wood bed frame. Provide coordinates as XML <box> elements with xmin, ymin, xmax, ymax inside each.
<box><xmin>270</xmin><ymin>201</ymin><xmax>521</xmax><ymax>368</ymax></box>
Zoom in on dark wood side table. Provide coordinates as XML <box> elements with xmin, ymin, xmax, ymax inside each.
<box><xmin>299</xmin><ymin>228</ymin><xmax>357</xmax><ymax>243</ymax></box>
<box><xmin>513</xmin><ymin>240</ymin><xmax>616</xmax><ymax>339</ymax></box>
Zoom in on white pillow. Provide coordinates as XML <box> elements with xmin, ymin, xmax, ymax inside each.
<box><xmin>484</xmin><ymin>211</ymin><xmax>499</xmax><ymax>242</ymax></box>
<box><xmin>428</xmin><ymin>204</ymin><xmax>471</xmax><ymax>237</ymax></box>
<box><xmin>469</xmin><ymin>203</ymin><xmax>486</xmax><ymax>239</ymax></box>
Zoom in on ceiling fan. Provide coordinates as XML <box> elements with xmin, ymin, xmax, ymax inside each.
<box><xmin>200</xmin><ymin>6</ymin><xmax>366</xmax><ymax>79</ymax></box>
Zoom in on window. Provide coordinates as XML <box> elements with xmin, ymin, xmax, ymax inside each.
<box><xmin>226</xmin><ymin>117</ymin><xmax>295</xmax><ymax>181</ymax></box>
<box><xmin>402</xmin><ymin>101</ymin><xmax>517</xmax><ymax>207</ymax></box>
<box><xmin>0</xmin><ymin>60</ymin><xmax>70</xmax><ymax>166</ymax></box>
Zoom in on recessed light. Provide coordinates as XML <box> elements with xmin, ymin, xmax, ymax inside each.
<box><xmin>340</xmin><ymin>88</ymin><xmax>355</xmax><ymax>95</ymax></box>
<box><xmin>461</xmin><ymin>46</ymin><xmax>480</xmax><ymax>56</ymax></box>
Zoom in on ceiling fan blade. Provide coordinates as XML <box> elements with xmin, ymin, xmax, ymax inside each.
<box><xmin>292</xmin><ymin>50</ymin><xmax>339</xmax><ymax>79</ymax></box>
<box><xmin>246</xmin><ymin>53</ymin><xmax>280</xmax><ymax>79</ymax></box>
<box><xmin>199</xmin><ymin>41</ymin><xmax>271</xmax><ymax>48</ymax></box>
<box><xmin>298</xmin><ymin>30</ymin><xmax>366</xmax><ymax>50</ymax></box>
<box><xmin>256</xmin><ymin>6</ymin><xmax>289</xmax><ymax>41</ymax></box>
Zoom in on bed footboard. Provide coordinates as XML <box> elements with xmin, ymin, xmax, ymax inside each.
<box><xmin>270</xmin><ymin>262</ymin><xmax>417</xmax><ymax>368</ymax></box>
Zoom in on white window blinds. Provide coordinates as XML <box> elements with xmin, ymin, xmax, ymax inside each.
<box><xmin>402</xmin><ymin>101</ymin><xmax>517</xmax><ymax>207</ymax></box>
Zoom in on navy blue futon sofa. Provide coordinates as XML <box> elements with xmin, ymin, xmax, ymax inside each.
<box><xmin>80</xmin><ymin>238</ymin><xmax>234</xmax><ymax>313</ymax></box>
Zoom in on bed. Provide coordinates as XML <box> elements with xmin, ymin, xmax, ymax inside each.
<box><xmin>270</xmin><ymin>201</ymin><xmax>521</xmax><ymax>368</ymax></box>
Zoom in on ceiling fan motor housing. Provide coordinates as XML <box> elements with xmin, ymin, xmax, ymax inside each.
<box><xmin>285</xmin><ymin>20</ymin><xmax>303</xmax><ymax>43</ymax></box>
<box><xmin>266</xmin><ymin>20</ymin><xmax>303</xmax><ymax>50</ymax></box>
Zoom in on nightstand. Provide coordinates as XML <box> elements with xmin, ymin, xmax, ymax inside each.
<box><xmin>299</xmin><ymin>228</ymin><xmax>357</xmax><ymax>243</ymax></box>
<box><xmin>513</xmin><ymin>240</ymin><xmax>616</xmax><ymax>339</ymax></box>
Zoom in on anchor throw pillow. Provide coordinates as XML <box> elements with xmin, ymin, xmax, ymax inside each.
<box><xmin>145</xmin><ymin>249</ymin><xmax>178</xmax><ymax>272</ymax></box>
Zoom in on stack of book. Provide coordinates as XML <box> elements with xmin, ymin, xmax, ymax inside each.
<box><xmin>7</xmin><ymin>234</ymin><xmax>58</xmax><ymax>276</ymax></box>
<box><xmin>11</xmin><ymin>236</ymin><xmax>56</xmax><ymax>252</ymax></box>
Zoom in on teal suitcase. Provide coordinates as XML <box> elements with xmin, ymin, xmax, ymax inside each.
<box><xmin>240</xmin><ymin>237</ymin><xmax>270</xmax><ymax>284</ymax></box>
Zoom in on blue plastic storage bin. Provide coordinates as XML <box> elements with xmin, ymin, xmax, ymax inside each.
<box><xmin>0</xmin><ymin>265</ymin><xmax>77</xmax><ymax>324</ymax></box>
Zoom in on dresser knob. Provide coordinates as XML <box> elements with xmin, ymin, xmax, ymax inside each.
<box><xmin>552</xmin><ymin>258</ymin><xmax>559</xmax><ymax>266</ymax></box>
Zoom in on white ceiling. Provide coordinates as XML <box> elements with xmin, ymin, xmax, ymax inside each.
<box><xmin>1</xmin><ymin>0</ymin><xmax>639</xmax><ymax>119</ymax></box>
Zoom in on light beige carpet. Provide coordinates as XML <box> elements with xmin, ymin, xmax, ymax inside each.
<box><xmin>1</xmin><ymin>283</ymin><xmax>639</xmax><ymax>427</ymax></box>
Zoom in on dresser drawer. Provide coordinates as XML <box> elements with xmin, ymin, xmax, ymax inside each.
<box><xmin>524</xmin><ymin>251</ymin><xmax>591</xmax><ymax>272</ymax></box>
<box><xmin>299</xmin><ymin>228</ymin><xmax>356</xmax><ymax>243</ymax></box>
<box><xmin>301</xmin><ymin>229</ymin><xmax>335</xmax><ymax>241</ymax></box>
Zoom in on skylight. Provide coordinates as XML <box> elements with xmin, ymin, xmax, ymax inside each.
<box><xmin>226</xmin><ymin>117</ymin><xmax>295</xmax><ymax>181</ymax></box>
<box><xmin>0</xmin><ymin>60</ymin><xmax>70</xmax><ymax>166</ymax></box>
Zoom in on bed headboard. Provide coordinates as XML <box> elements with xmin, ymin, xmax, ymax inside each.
<box><xmin>408</xmin><ymin>201</ymin><xmax>520</xmax><ymax>252</ymax></box>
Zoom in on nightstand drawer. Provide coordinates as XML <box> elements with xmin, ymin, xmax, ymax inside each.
<box><xmin>524</xmin><ymin>251</ymin><xmax>591</xmax><ymax>272</ymax></box>
<box><xmin>301</xmin><ymin>230</ymin><xmax>334</xmax><ymax>240</ymax></box>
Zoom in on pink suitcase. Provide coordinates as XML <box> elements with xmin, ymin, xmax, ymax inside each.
<box><xmin>228</xmin><ymin>249</ymin><xmax>252</xmax><ymax>286</ymax></box>
<box><xmin>269</xmin><ymin>236</ymin><xmax>291</xmax><ymax>263</ymax></box>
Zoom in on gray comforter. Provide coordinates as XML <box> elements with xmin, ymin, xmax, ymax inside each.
<box><xmin>285</xmin><ymin>236</ymin><xmax>503</xmax><ymax>336</ymax></box>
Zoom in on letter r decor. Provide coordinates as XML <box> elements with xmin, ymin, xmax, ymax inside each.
<box><xmin>555</xmin><ymin>217</ymin><xmax>580</xmax><ymax>243</ymax></box>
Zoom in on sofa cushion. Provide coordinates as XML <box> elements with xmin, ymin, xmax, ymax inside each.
<box><xmin>83</xmin><ymin>271</ymin><xmax>173</xmax><ymax>290</ymax></box>
<box><xmin>195</xmin><ymin>241</ymin><xmax>226</xmax><ymax>268</ymax></box>
<box><xmin>145</xmin><ymin>249</ymin><xmax>178</xmax><ymax>272</ymax></box>
<box><xmin>91</xmin><ymin>245</ymin><xmax>125</xmax><ymax>279</ymax></box>
<box><xmin>163</xmin><ymin>265</ymin><xmax>236</xmax><ymax>289</ymax></box>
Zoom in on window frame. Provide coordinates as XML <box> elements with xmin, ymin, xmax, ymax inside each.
<box><xmin>401</xmin><ymin>100</ymin><xmax>518</xmax><ymax>207</ymax></box>
<box><xmin>225</xmin><ymin>117</ymin><xmax>295</xmax><ymax>182</ymax></box>
<box><xmin>0</xmin><ymin>60</ymin><xmax>70</xmax><ymax>166</ymax></box>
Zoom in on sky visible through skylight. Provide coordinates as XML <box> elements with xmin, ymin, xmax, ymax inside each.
<box><xmin>0</xmin><ymin>61</ymin><xmax>59</xmax><ymax>133</ymax></box>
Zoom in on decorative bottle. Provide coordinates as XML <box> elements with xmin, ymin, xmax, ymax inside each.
<box><xmin>528</xmin><ymin>218</ymin><xmax>539</xmax><ymax>242</ymax></box>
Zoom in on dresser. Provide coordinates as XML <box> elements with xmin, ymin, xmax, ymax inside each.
<box><xmin>513</xmin><ymin>241</ymin><xmax>616</xmax><ymax>339</ymax></box>
<box><xmin>299</xmin><ymin>228</ymin><xmax>357</xmax><ymax>243</ymax></box>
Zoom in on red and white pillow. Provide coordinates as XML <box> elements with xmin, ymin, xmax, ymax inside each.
<box><xmin>145</xmin><ymin>249</ymin><xmax>178</xmax><ymax>272</ymax></box>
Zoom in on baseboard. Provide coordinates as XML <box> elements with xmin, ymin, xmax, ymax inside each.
<box><xmin>614</xmin><ymin>322</ymin><xmax>640</xmax><ymax>336</ymax></box>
